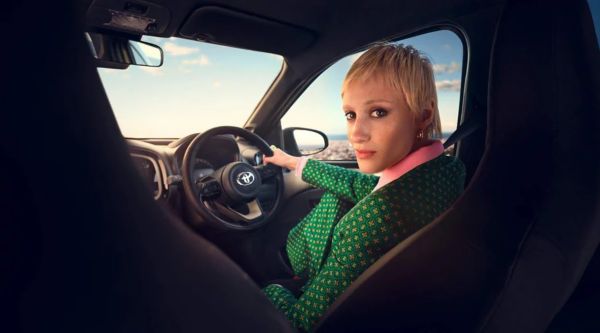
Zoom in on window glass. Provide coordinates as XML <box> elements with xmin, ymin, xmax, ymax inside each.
<box><xmin>98</xmin><ymin>37</ymin><xmax>283</xmax><ymax>138</ymax></box>
<box><xmin>282</xmin><ymin>30</ymin><xmax>464</xmax><ymax>160</ymax></box>
<box><xmin>588</xmin><ymin>0</ymin><xmax>600</xmax><ymax>45</ymax></box>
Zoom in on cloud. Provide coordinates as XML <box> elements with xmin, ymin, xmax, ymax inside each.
<box><xmin>97</xmin><ymin>68</ymin><xmax>130</xmax><ymax>79</ymax></box>
<box><xmin>436</xmin><ymin>79</ymin><xmax>461</xmax><ymax>91</ymax></box>
<box><xmin>433</xmin><ymin>61</ymin><xmax>460</xmax><ymax>74</ymax></box>
<box><xmin>182</xmin><ymin>55</ymin><xmax>210</xmax><ymax>65</ymax></box>
<box><xmin>140</xmin><ymin>66</ymin><xmax>164</xmax><ymax>76</ymax></box>
<box><xmin>178</xmin><ymin>66</ymin><xmax>192</xmax><ymax>74</ymax></box>
<box><xmin>212</xmin><ymin>81</ymin><xmax>222</xmax><ymax>88</ymax></box>
<box><xmin>99</xmin><ymin>68</ymin><xmax>120</xmax><ymax>74</ymax></box>
<box><xmin>163</xmin><ymin>42</ymin><xmax>198</xmax><ymax>56</ymax></box>
<box><xmin>442</xmin><ymin>43</ymin><xmax>452</xmax><ymax>50</ymax></box>
<box><xmin>143</xmin><ymin>36</ymin><xmax>163</xmax><ymax>45</ymax></box>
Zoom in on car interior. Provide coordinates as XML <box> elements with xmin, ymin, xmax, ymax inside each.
<box><xmin>2</xmin><ymin>0</ymin><xmax>599</xmax><ymax>332</ymax></box>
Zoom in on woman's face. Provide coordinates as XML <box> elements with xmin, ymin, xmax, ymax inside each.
<box><xmin>342</xmin><ymin>76</ymin><xmax>419</xmax><ymax>174</ymax></box>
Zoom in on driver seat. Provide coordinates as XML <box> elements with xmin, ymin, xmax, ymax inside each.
<box><xmin>315</xmin><ymin>0</ymin><xmax>600</xmax><ymax>331</ymax></box>
<box><xmin>1</xmin><ymin>1</ymin><xmax>292</xmax><ymax>332</ymax></box>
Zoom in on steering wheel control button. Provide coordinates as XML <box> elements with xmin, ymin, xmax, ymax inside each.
<box><xmin>201</xmin><ymin>182</ymin><xmax>221</xmax><ymax>197</ymax></box>
<box><xmin>257</xmin><ymin>164</ymin><xmax>279</xmax><ymax>180</ymax></box>
<box><xmin>195</xmin><ymin>176</ymin><xmax>222</xmax><ymax>199</ymax></box>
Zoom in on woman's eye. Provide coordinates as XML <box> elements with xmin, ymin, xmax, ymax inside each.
<box><xmin>344</xmin><ymin>112</ymin><xmax>356</xmax><ymax>120</ymax></box>
<box><xmin>370</xmin><ymin>109</ymin><xmax>388</xmax><ymax>118</ymax></box>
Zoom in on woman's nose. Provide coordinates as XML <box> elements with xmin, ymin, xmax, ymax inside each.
<box><xmin>349</xmin><ymin>117</ymin><xmax>369</xmax><ymax>143</ymax></box>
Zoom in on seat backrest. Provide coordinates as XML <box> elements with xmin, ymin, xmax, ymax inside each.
<box><xmin>546</xmin><ymin>246</ymin><xmax>600</xmax><ymax>331</ymax></box>
<box><xmin>315</xmin><ymin>0</ymin><xmax>600</xmax><ymax>331</ymax></box>
<box><xmin>0</xmin><ymin>1</ymin><xmax>292</xmax><ymax>332</ymax></box>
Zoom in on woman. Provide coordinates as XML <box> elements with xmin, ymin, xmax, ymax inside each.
<box><xmin>263</xmin><ymin>43</ymin><xmax>466</xmax><ymax>331</ymax></box>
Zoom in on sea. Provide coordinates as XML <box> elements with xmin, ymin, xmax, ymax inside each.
<box><xmin>327</xmin><ymin>132</ymin><xmax>453</xmax><ymax>141</ymax></box>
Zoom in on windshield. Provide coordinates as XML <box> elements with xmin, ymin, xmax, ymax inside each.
<box><xmin>98</xmin><ymin>37</ymin><xmax>283</xmax><ymax>138</ymax></box>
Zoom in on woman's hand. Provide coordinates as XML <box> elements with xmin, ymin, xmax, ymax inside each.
<box><xmin>264</xmin><ymin>146</ymin><xmax>299</xmax><ymax>170</ymax></box>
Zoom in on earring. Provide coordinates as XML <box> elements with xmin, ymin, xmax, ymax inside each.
<box><xmin>417</xmin><ymin>129</ymin><xmax>424</xmax><ymax>140</ymax></box>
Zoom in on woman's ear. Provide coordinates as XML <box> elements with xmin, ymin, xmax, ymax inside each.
<box><xmin>418</xmin><ymin>101</ymin><xmax>435</xmax><ymax>129</ymax></box>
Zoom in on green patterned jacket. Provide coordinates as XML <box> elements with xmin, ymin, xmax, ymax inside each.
<box><xmin>264</xmin><ymin>155</ymin><xmax>465</xmax><ymax>331</ymax></box>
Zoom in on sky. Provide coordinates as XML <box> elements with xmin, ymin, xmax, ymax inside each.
<box><xmin>98</xmin><ymin>30</ymin><xmax>464</xmax><ymax>138</ymax></box>
<box><xmin>589</xmin><ymin>0</ymin><xmax>600</xmax><ymax>45</ymax></box>
<box><xmin>98</xmin><ymin>38</ymin><xmax>283</xmax><ymax>138</ymax></box>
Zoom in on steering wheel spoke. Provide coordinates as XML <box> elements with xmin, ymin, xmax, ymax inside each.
<box><xmin>255</xmin><ymin>164</ymin><xmax>281</xmax><ymax>181</ymax></box>
<box><xmin>211</xmin><ymin>199</ymin><xmax>264</xmax><ymax>223</ymax></box>
<box><xmin>195</xmin><ymin>176</ymin><xmax>222</xmax><ymax>199</ymax></box>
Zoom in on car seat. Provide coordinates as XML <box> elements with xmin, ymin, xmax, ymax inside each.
<box><xmin>0</xmin><ymin>1</ymin><xmax>292</xmax><ymax>332</ymax></box>
<box><xmin>315</xmin><ymin>0</ymin><xmax>600</xmax><ymax>331</ymax></box>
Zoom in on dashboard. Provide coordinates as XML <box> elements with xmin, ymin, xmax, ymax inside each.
<box><xmin>125</xmin><ymin>134</ymin><xmax>273</xmax><ymax>214</ymax></box>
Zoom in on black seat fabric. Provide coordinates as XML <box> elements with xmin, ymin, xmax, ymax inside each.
<box><xmin>0</xmin><ymin>1</ymin><xmax>292</xmax><ymax>332</ymax></box>
<box><xmin>315</xmin><ymin>0</ymin><xmax>600</xmax><ymax>332</ymax></box>
<box><xmin>547</xmin><ymin>247</ymin><xmax>600</xmax><ymax>332</ymax></box>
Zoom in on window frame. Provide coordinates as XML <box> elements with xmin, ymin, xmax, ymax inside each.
<box><xmin>279</xmin><ymin>25</ymin><xmax>469</xmax><ymax>163</ymax></box>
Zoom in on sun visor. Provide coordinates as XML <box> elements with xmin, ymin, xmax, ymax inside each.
<box><xmin>87</xmin><ymin>0</ymin><xmax>170</xmax><ymax>35</ymax></box>
<box><xmin>179</xmin><ymin>6</ymin><xmax>316</xmax><ymax>56</ymax></box>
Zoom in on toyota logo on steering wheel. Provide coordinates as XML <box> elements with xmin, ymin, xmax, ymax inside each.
<box><xmin>236</xmin><ymin>171</ymin><xmax>255</xmax><ymax>186</ymax></box>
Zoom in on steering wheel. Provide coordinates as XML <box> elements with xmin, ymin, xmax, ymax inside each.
<box><xmin>181</xmin><ymin>126</ymin><xmax>283</xmax><ymax>231</ymax></box>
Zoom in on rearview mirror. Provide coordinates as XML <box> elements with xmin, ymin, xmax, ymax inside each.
<box><xmin>85</xmin><ymin>32</ymin><xmax>163</xmax><ymax>68</ymax></box>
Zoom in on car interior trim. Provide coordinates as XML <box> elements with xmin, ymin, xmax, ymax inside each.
<box><xmin>179</xmin><ymin>6</ymin><xmax>316</xmax><ymax>55</ymax></box>
<box><xmin>131</xmin><ymin>153</ymin><xmax>163</xmax><ymax>200</ymax></box>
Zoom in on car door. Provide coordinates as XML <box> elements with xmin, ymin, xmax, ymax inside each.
<box><xmin>254</xmin><ymin>29</ymin><xmax>466</xmax><ymax>284</ymax></box>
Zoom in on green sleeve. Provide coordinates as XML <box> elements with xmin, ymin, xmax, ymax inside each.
<box><xmin>263</xmin><ymin>284</ymin><xmax>298</xmax><ymax>315</ymax></box>
<box><xmin>283</xmin><ymin>254</ymin><xmax>361</xmax><ymax>332</ymax></box>
<box><xmin>301</xmin><ymin>159</ymin><xmax>378</xmax><ymax>204</ymax></box>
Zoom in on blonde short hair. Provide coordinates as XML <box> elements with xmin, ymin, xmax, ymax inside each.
<box><xmin>343</xmin><ymin>43</ymin><xmax>442</xmax><ymax>139</ymax></box>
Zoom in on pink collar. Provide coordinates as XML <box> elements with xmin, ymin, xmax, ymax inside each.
<box><xmin>372</xmin><ymin>140</ymin><xmax>444</xmax><ymax>192</ymax></box>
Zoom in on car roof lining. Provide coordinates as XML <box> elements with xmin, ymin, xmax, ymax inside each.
<box><xmin>83</xmin><ymin>0</ymin><xmax>503</xmax><ymax>56</ymax></box>
<box><xmin>179</xmin><ymin>6</ymin><xmax>316</xmax><ymax>56</ymax></box>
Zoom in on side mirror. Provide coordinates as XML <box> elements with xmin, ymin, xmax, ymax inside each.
<box><xmin>85</xmin><ymin>32</ymin><xmax>163</xmax><ymax>68</ymax></box>
<box><xmin>283</xmin><ymin>127</ymin><xmax>329</xmax><ymax>156</ymax></box>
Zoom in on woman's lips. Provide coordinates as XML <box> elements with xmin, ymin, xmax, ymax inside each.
<box><xmin>355</xmin><ymin>150</ymin><xmax>376</xmax><ymax>159</ymax></box>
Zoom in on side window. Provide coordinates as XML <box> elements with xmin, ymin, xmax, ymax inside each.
<box><xmin>281</xmin><ymin>30</ymin><xmax>464</xmax><ymax>160</ymax></box>
<box><xmin>588</xmin><ymin>0</ymin><xmax>600</xmax><ymax>45</ymax></box>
